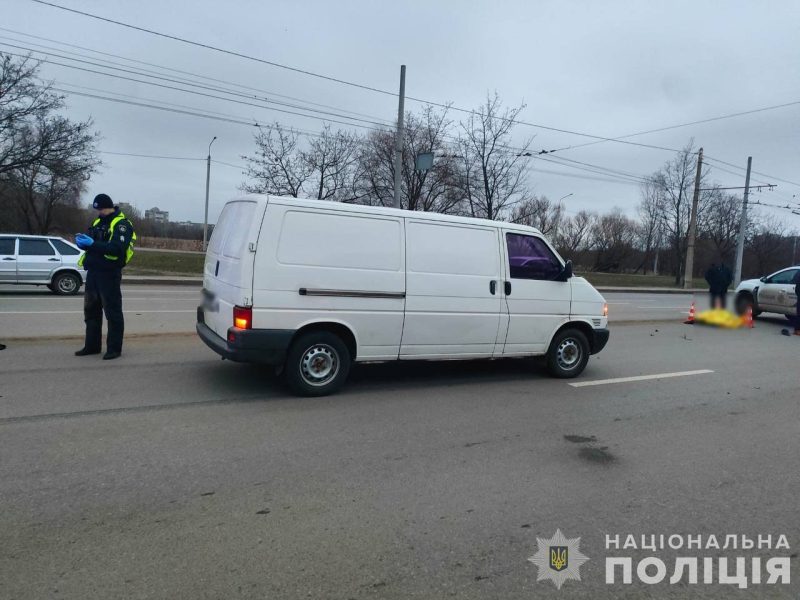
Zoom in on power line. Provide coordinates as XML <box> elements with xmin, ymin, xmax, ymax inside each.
<box><xmin>101</xmin><ymin>150</ymin><xmax>204</xmax><ymax>161</ymax></box>
<box><xmin>0</xmin><ymin>43</ymin><xmax>394</xmax><ymax>131</ymax></box>
<box><xmin>23</xmin><ymin>0</ymin><xmax>694</xmax><ymax>153</ymax></box>
<box><xmin>549</xmin><ymin>100</ymin><xmax>800</xmax><ymax>154</ymax></box>
<box><xmin>212</xmin><ymin>159</ymin><xmax>247</xmax><ymax>170</ymax></box>
<box><xmin>0</xmin><ymin>27</ymin><xmax>390</xmax><ymax>121</ymax></box>
<box><xmin>704</xmin><ymin>155</ymin><xmax>800</xmax><ymax>189</ymax></box>
<box><xmin>55</xmin><ymin>88</ymin><xmax>653</xmax><ymax>190</ymax></box>
<box><xmin>27</xmin><ymin>0</ymin><xmax>800</xmax><ymax>165</ymax></box>
<box><xmin>7</xmin><ymin>36</ymin><xmax>762</xmax><ymax>194</ymax></box>
<box><xmin>29</xmin><ymin>0</ymin><xmax>400</xmax><ymax>97</ymax></box>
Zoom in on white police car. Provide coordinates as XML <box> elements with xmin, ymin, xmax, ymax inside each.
<box><xmin>0</xmin><ymin>234</ymin><xmax>86</xmax><ymax>295</ymax></box>
<box><xmin>733</xmin><ymin>265</ymin><xmax>799</xmax><ymax>319</ymax></box>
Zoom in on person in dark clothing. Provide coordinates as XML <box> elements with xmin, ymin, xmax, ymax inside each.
<box><xmin>705</xmin><ymin>262</ymin><xmax>733</xmax><ymax>309</ymax></box>
<box><xmin>74</xmin><ymin>193</ymin><xmax>135</xmax><ymax>360</ymax></box>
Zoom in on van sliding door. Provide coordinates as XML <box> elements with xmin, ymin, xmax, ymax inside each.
<box><xmin>400</xmin><ymin>220</ymin><xmax>504</xmax><ymax>359</ymax></box>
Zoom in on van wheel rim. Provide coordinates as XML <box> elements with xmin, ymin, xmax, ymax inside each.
<box><xmin>300</xmin><ymin>344</ymin><xmax>339</xmax><ymax>386</ymax></box>
<box><xmin>58</xmin><ymin>277</ymin><xmax>76</xmax><ymax>293</ymax></box>
<box><xmin>557</xmin><ymin>339</ymin><xmax>581</xmax><ymax>370</ymax></box>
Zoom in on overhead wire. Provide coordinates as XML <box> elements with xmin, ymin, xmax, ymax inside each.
<box><xmin>0</xmin><ymin>27</ymin><xmax>390</xmax><ymax>120</ymax></box>
<box><xmin>28</xmin><ymin>0</ymin><xmax>800</xmax><ymax>173</ymax></box>
<box><xmin>21</xmin><ymin>0</ymin><xmax>700</xmax><ymax>153</ymax></box>
<box><xmin>0</xmin><ymin>44</ymin><xmax>394</xmax><ymax>132</ymax></box>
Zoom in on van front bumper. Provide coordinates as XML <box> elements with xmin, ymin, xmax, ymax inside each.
<box><xmin>589</xmin><ymin>328</ymin><xmax>610</xmax><ymax>354</ymax></box>
<box><xmin>196</xmin><ymin>308</ymin><xmax>294</xmax><ymax>364</ymax></box>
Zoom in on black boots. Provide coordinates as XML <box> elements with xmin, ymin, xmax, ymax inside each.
<box><xmin>75</xmin><ymin>348</ymin><xmax>101</xmax><ymax>356</ymax></box>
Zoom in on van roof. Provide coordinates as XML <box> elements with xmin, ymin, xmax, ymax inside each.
<box><xmin>231</xmin><ymin>194</ymin><xmax>544</xmax><ymax>235</ymax></box>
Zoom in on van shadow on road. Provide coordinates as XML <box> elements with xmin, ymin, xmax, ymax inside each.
<box><xmin>225</xmin><ymin>355</ymin><xmax>552</xmax><ymax>398</ymax></box>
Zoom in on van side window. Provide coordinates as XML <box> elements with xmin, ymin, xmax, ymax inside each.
<box><xmin>506</xmin><ymin>233</ymin><xmax>562</xmax><ymax>281</ymax></box>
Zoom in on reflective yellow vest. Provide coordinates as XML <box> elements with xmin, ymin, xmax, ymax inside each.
<box><xmin>77</xmin><ymin>213</ymin><xmax>137</xmax><ymax>267</ymax></box>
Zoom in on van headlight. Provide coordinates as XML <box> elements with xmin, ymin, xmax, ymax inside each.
<box><xmin>602</xmin><ymin>303</ymin><xmax>608</xmax><ymax>317</ymax></box>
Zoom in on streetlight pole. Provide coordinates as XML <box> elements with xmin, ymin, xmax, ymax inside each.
<box><xmin>733</xmin><ymin>156</ymin><xmax>752</xmax><ymax>287</ymax></box>
<box><xmin>393</xmin><ymin>65</ymin><xmax>406</xmax><ymax>209</ymax></box>
<box><xmin>557</xmin><ymin>193</ymin><xmax>573</xmax><ymax>202</ymax></box>
<box><xmin>203</xmin><ymin>136</ymin><xmax>217</xmax><ymax>252</ymax></box>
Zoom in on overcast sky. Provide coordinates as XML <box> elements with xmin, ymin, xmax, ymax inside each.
<box><xmin>5</xmin><ymin>0</ymin><xmax>800</xmax><ymax>226</ymax></box>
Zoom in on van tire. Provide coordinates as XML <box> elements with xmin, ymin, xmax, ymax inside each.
<box><xmin>285</xmin><ymin>331</ymin><xmax>351</xmax><ymax>396</ymax></box>
<box><xmin>546</xmin><ymin>328</ymin><xmax>590</xmax><ymax>378</ymax></box>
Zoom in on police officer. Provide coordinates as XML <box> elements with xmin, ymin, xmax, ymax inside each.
<box><xmin>74</xmin><ymin>193</ymin><xmax>135</xmax><ymax>359</ymax></box>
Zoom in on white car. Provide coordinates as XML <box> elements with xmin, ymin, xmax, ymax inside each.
<box><xmin>0</xmin><ymin>234</ymin><xmax>86</xmax><ymax>295</ymax></box>
<box><xmin>197</xmin><ymin>195</ymin><xmax>609</xmax><ymax>396</ymax></box>
<box><xmin>734</xmin><ymin>265</ymin><xmax>799</xmax><ymax>319</ymax></box>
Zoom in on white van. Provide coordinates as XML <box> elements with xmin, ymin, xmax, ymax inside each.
<box><xmin>196</xmin><ymin>195</ymin><xmax>609</xmax><ymax>396</ymax></box>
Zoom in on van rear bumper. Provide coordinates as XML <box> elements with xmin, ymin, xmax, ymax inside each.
<box><xmin>196</xmin><ymin>308</ymin><xmax>294</xmax><ymax>364</ymax></box>
<box><xmin>589</xmin><ymin>328</ymin><xmax>610</xmax><ymax>354</ymax></box>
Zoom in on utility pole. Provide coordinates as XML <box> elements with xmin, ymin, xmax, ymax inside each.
<box><xmin>733</xmin><ymin>156</ymin><xmax>752</xmax><ymax>287</ymax></box>
<box><xmin>203</xmin><ymin>136</ymin><xmax>217</xmax><ymax>252</ymax></box>
<box><xmin>683</xmin><ymin>147</ymin><xmax>703</xmax><ymax>289</ymax></box>
<box><xmin>392</xmin><ymin>65</ymin><xmax>406</xmax><ymax>209</ymax></box>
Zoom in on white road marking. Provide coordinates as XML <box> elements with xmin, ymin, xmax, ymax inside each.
<box><xmin>569</xmin><ymin>369</ymin><xmax>714</xmax><ymax>387</ymax></box>
<box><xmin>0</xmin><ymin>310</ymin><xmax>196</xmax><ymax>315</ymax></box>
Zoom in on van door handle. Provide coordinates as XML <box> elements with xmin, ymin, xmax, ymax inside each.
<box><xmin>2</xmin><ymin>257</ymin><xmax>15</xmax><ymax>261</ymax></box>
<box><xmin>489</xmin><ymin>280</ymin><xmax>496</xmax><ymax>295</ymax></box>
<box><xmin>48</xmin><ymin>258</ymin><xmax>60</xmax><ymax>261</ymax></box>
<box><xmin>504</xmin><ymin>281</ymin><xmax>512</xmax><ymax>295</ymax></box>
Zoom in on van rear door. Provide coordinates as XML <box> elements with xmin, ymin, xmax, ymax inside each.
<box><xmin>202</xmin><ymin>198</ymin><xmax>266</xmax><ymax>339</ymax></box>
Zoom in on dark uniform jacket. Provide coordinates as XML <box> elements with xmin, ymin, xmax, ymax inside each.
<box><xmin>83</xmin><ymin>208</ymin><xmax>134</xmax><ymax>271</ymax></box>
<box><xmin>793</xmin><ymin>269</ymin><xmax>800</xmax><ymax>299</ymax></box>
<box><xmin>705</xmin><ymin>264</ymin><xmax>733</xmax><ymax>294</ymax></box>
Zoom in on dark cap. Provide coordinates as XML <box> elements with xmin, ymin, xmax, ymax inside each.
<box><xmin>92</xmin><ymin>193</ymin><xmax>114</xmax><ymax>210</ymax></box>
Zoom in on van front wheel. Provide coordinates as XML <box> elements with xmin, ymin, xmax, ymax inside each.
<box><xmin>546</xmin><ymin>328</ymin><xmax>590</xmax><ymax>378</ymax></box>
<box><xmin>285</xmin><ymin>331</ymin><xmax>351</xmax><ymax>396</ymax></box>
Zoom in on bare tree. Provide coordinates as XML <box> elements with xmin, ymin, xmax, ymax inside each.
<box><xmin>509</xmin><ymin>195</ymin><xmax>564</xmax><ymax>235</ymax></box>
<box><xmin>302</xmin><ymin>125</ymin><xmax>361</xmax><ymax>201</ymax></box>
<box><xmin>747</xmin><ymin>212</ymin><xmax>788</xmax><ymax>274</ymax></box>
<box><xmin>644</xmin><ymin>140</ymin><xmax>714</xmax><ymax>283</ymax></box>
<box><xmin>1</xmin><ymin>54</ymin><xmax>72</xmax><ymax>176</ymax></box>
<box><xmin>456</xmin><ymin>92</ymin><xmax>534</xmax><ymax>220</ymax></box>
<box><xmin>241</xmin><ymin>123</ymin><xmax>310</xmax><ymax>197</ymax></box>
<box><xmin>590</xmin><ymin>209</ymin><xmax>637</xmax><ymax>272</ymax></box>
<box><xmin>702</xmin><ymin>191</ymin><xmax>743</xmax><ymax>263</ymax></box>
<box><xmin>0</xmin><ymin>54</ymin><xmax>100</xmax><ymax>233</ymax></box>
<box><xmin>556</xmin><ymin>210</ymin><xmax>594</xmax><ymax>257</ymax></box>
<box><xmin>636</xmin><ymin>177</ymin><xmax>666</xmax><ymax>273</ymax></box>
<box><xmin>357</xmin><ymin>105</ymin><xmax>462</xmax><ymax>213</ymax></box>
<box><xmin>6</xmin><ymin>116</ymin><xmax>99</xmax><ymax>233</ymax></box>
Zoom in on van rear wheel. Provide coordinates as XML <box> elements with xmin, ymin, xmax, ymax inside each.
<box><xmin>285</xmin><ymin>331</ymin><xmax>351</xmax><ymax>397</ymax></box>
<box><xmin>546</xmin><ymin>328</ymin><xmax>590</xmax><ymax>378</ymax></box>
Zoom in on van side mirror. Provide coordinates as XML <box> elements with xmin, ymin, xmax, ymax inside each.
<box><xmin>557</xmin><ymin>260</ymin><xmax>573</xmax><ymax>282</ymax></box>
<box><xmin>759</xmin><ymin>276</ymin><xmax>766</xmax><ymax>282</ymax></box>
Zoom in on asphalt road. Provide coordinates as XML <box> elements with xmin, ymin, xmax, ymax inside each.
<box><xmin>1</xmin><ymin>320</ymin><xmax>798</xmax><ymax>599</ymax></box>
<box><xmin>0</xmin><ymin>284</ymin><xmax>717</xmax><ymax>339</ymax></box>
